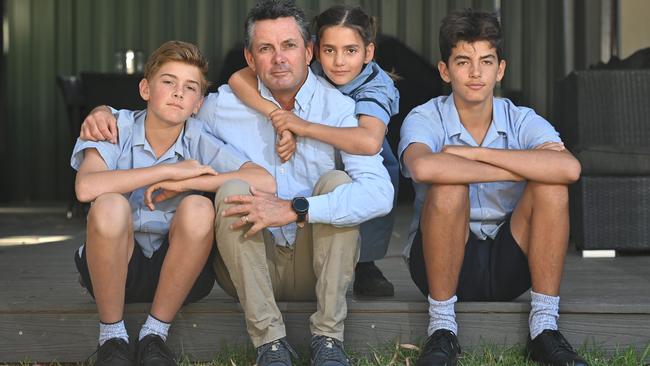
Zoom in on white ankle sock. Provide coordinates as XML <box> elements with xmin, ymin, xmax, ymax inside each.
<box><xmin>99</xmin><ymin>320</ymin><xmax>129</xmax><ymax>346</ymax></box>
<box><xmin>529</xmin><ymin>290</ymin><xmax>559</xmax><ymax>339</ymax></box>
<box><xmin>427</xmin><ymin>295</ymin><xmax>458</xmax><ymax>336</ymax></box>
<box><xmin>139</xmin><ymin>314</ymin><xmax>171</xmax><ymax>341</ymax></box>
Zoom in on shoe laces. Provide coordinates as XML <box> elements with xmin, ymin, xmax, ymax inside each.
<box><xmin>544</xmin><ymin>330</ymin><xmax>576</xmax><ymax>355</ymax></box>
<box><xmin>311</xmin><ymin>336</ymin><xmax>350</xmax><ymax>365</ymax></box>
<box><xmin>256</xmin><ymin>338</ymin><xmax>297</xmax><ymax>365</ymax></box>
<box><xmin>141</xmin><ymin>337</ymin><xmax>174</xmax><ymax>360</ymax></box>
<box><xmin>422</xmin><ymin>330</ymin><xmax>461</xmax><ymax>357</ymax></box>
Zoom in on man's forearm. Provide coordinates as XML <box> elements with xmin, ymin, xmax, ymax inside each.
<box><xmin>475</xmin><ymin>148</ymin><xmax>581</xmax><ymax>184</ymax></box>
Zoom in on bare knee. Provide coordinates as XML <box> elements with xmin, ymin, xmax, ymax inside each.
<box><xmin>87</xmin><ymin>193</ymin><xmax>131</xmax><ymax>238</ymax></box>
<box><xmin>174</xmin><ymin>195</ymin><xmax>215</xmax><ymax>240</ymax></box>
<box><xmin>424</xmin><ymin>184</ymin><xmax>469</xmax><ymax>214</ymax></box>
<box><xmin>528</xmin><ymin>182</ymin><xmax>569</xmax><ymax>207</ymax></box>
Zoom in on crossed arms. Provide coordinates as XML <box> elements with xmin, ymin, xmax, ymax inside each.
<box><xmin>403</xmin><ymin>142</ymin><xmax>581</xmax><ymax>185</ymax></box>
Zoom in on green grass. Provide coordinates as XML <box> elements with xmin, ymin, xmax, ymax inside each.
<box><xmin>7</xmin><ymin>341</ymin><xmax>649</xmax><ymax>366</ymax></box>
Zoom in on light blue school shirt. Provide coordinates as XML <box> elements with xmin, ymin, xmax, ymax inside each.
<box><xmin>71</xmin><ymin>109</ymin><xmax>249</xmax><ymax>258</ymax></box>
<box><xmin>311</xmin><ymin>60</ymin><xmax>400</xmax><ymax>124</ymax></box>
<box><xmin>197</xmin><ymin>68</ymin><xmax>394</xmax><ymax>246</ymax></box>
<box><xmin>398</xmin><ymin>94</ymin><xmax>562</xmax><ymax>254</ymax></box>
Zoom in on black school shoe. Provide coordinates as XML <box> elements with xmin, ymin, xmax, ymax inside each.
<box><xmin>136</xmin><ymin>334</ymin><xmax>177</xmax><ymax>366</ymax></box>
<box><xmin>526</xmin><ymin>330</ymin><xmax>589</xmax><ymax>366</ymax></box>
<box><xmin>95</xmin><ymin>338</ymin><xmax>134</xmax><ymax>366</ymax></box>
<box><xmin>353</xmin><ymin>261</ymin><xmax>394</xmax><ymax>297</ymax></box>
<box><xmin>415</xmin><ymin>329</ymin><xmax>461</xmax><ymax>366</ymax></box>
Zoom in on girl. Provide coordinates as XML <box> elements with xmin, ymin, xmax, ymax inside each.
<box><xmin>229</xmin><ymin>5</ymin><xmax>400</xmax><ymax>297</ymax></box>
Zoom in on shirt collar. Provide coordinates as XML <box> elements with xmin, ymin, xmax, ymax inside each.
<box><xmin>443</xmin><ymin>94</ymin><xmax>507</xmax><ymax>146</ymax></box>
<box><xmin>258</xmin><ymin>68</ymin><xmax>317</xmax><ymax>113</ymax></box>
<box><xmin>133</xmin><ymin>109</ymin><xmax>187</xmax><ymax>160</ymax></box>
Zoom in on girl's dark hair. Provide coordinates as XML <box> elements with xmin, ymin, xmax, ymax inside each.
<box><xmin>313</xmin><ymin>5</ymin><xmax>378</xmax><ymax>47</ymax></box>
<box><xmin>439</xmin><ymin>9</ymin><xmax>503</xmax><ymax>64</ymax></box>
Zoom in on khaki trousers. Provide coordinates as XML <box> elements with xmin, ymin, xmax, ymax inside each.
<box><xmin>213</xmin><ymin>171</ymin><xmax>360</xmax><ymax>347</ymax></box>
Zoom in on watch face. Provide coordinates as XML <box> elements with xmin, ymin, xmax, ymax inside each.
<box><xmin>293</xmin><ymin>197</ymin><xmax>309</xmax><ymax>213</ymax></box>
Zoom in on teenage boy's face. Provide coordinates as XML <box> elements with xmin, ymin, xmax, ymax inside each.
<box><xmin>438</xmin><ymin>40</ymin><xmax>506</xmax><ymax>106</ymax></box>
<box><xmin>139</xmin><ymin>61</ymin><xmax>204</xmax><ymax>126</ymax></box>
<box><xmin>244</xmin><ymin>17</ymin><xmax>313</xmax><ymax>99</ymax></box>
<box><xmin>317</xmin><ymin>25</ymin><xmax>374</xmax><ymax>86</ymax></box>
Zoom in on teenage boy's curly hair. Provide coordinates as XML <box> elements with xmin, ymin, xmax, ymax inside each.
<box><xmin>144</xmin><ymin>40</ymin><xmax>210</xmax><ymax>94</ymax></box>
<box><xmin>439</xmin><ymin>9</ymin><xmax>503</xmax><ymax>64</ymax></box>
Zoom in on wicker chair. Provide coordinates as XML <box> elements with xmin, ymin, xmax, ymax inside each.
<box><xmin>555</xmin><ymin>70</ymin><xmax>650</xmax><ymax>251</ymax></box>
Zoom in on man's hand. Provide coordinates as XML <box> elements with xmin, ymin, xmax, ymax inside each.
<box><xmin>143</xmin><ymin>180</ymin><xmax>185</xmax><ymax>210</ymax></box>
<box><xmin>222</xmin><ymin>186</ymin><xmax>298</xmax><ymax>238</ymax></box>
<box><xmin>269</xmin><ymin>109</ymin><xmax>310</xmax><ymax>136</ymax></box>
<box><xmin>80</xmin><ymin>106</ymin><xmax>118</xmax><ymax>143</ymax></box>
<box><xmin>167</xmin><ymin>160</ymin><xmax>218</xmax><ymax>181</ymax></box>
<box><xmin>276</xmin><ymin>130</ymin><xmax>296</xmax><ymax>163</ymax></box>
<box><xmin>441</xmin><ymin>145</ymin><xmax>481</xmax><ymax>160</ymax></box>
<box><xmin>535</xmin><ymin>142</ymin><xmax>566</xmax><ymax>152</ymax></box>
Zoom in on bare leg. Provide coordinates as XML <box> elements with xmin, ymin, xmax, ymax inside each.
<box><xmin>85</xmin><ymin>193</ymin><xmax>134</xmax><ymax>324</ymax></box>
<box><xmin>420</xmin><ymin>184</ymin><xmax>470</xmax><ymax>300</ymax></box>
<box><xmin>149</xmin><ymin>195</ymin><xmax>215</xmax><ymax>322</ymax></box>
<box><xmin>510</xmin><ymin>182</ymin><xmax>570</xmax><ymax>295</ymax></box>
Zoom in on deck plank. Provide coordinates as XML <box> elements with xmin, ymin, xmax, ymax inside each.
<box><xmin>0</xmin><ymin>207</ymin><xmax>649</xmax><ymax>362</ymax></box>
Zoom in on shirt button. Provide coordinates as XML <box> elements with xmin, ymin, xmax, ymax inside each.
<box><xmin>279</xmin><ymin>167</ymin><xmax>285</xmax><ymax>174</ymax></box>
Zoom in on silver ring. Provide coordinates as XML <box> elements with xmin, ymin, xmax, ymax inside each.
<box><xmin>242</xmin><ymin>215</ymin><xmax>249</xmax><ymax>223</ymax></box>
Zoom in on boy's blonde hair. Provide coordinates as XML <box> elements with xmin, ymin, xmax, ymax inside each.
<box><xmin>144</xmin><ymin>40</ymin><xmax>210</xmax><ymax>94</ymax></box>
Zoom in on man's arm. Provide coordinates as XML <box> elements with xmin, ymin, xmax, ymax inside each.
<box><xmin>403</xmin><ymin>143</ymin><xmax>523</xmax><ymax>184</ymax></box>
<box><xmin>441</xmin><ymin>144</ymin><xmax>581</xmax><ymax>184</ymax></box>
<box><xmin>80</xmin><ymin>106</ymin><xmax>119</xmax><ymax>142</ymax></box>
<box><xmin>75</xmin><ymin>149</ymin><xmax>217</xmax><ymax>202</ymax></box>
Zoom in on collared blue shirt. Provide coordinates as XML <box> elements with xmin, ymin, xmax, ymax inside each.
<box><xmin>398</xmin><ymin>94</ymin><xmax>562</xmax><ymax>254</ymax></box>
<box><xmin>197</xmin><ymin>68</ymin><xmax>394</xmax><ymax>246</ymax></box>
<box><xmin>71</xmin><ymin>109</ymin><xmax>249</xmax><ymax>258</ymax></box>
<box><xmin>311</xmin><ymin>60</ymin><xmax>400</xmax><ymax>124</ymax></box>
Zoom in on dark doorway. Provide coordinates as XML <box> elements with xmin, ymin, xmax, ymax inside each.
<box><xmin>0</xmin><ymin>0</ymin><xmax>7</xmax><ymax>201</ymax></box>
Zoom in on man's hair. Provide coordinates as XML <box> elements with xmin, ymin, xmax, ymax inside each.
<box><xmin>313</xmin><ymin>5</ymin><xmax>378</xmax><ymax>47</ymax></box>
<box><xmin>143</xmin><ymin>40</ymin><xmax>210</xmax><ymax>94</ymax></box>
<box><xmin>243</xmin><ymin>0</ymin><xmax>310</xmax><ymax>50</ymax></box>
<box><xmin>439</xmin><ymin>9</ymin><xmax>503</xmax><ymax>64</ymax></box>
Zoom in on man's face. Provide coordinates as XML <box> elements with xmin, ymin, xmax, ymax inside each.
<box><xmin>438</xmin><ymin>40</ymin><xmax>506</xmax><ymax>107</ymax></box>
<box><xmin>244</xmin><ymin>17</ymin><xmax>313</xmax><ymax>99</ymax></box>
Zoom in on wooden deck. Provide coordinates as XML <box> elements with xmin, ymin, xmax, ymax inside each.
<box><xmin>1</xmin><ymin>205</ymin><xmax>649</xmax><ymax>363</ymax></box>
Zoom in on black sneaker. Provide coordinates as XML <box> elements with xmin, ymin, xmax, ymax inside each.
<box><xmin>353</xmin><ymin>261</ymin><xmax>394</xmax><ymax>297</ymax></box>
<box><xmin>310</xmin><ymin>335</ymin><xmax>351</xmax><ymax>366</ymax></box>
<box><xmin>415</xmin><ymin>329</ymin><xmax>461</xmax><ymax>366</ymax></box>
<box><xmin>136</xmin><ymin>335</ymin><xmax>176</xmax><ymax>366</ymax></box>
<box><xmin>95</xmin><ymin>338</ymin><xmax>134</xmax><ymax>366</ymax></box>
<box><xmin>526</xmin><ymin>330</ymin><xmax>589</xmax><ymax>366</ymax></box>
<box><xmin>256</xmin><ymin>337</ymin><xmax>298</xmax><ymax>366</ymax></box>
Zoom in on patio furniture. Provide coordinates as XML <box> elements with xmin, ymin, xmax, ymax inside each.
<box><xmin>555</xmin><ymin>70</ymin><xmax>650</xmax><ymax>252</ymax></box>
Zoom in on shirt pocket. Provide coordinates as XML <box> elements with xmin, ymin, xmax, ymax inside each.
<box><xmin>293</xmin><ymin>139</ymin><xmax>337</xmax><ymax>183</ymax></box>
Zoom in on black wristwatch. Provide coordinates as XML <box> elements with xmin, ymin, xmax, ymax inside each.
<box><xmin>291</xmin><ymin>197</ymin><xmax>309</xmax><ymax>225</ymax></box>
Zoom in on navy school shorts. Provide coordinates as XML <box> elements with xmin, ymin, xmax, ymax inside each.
<box><xmin>408</xmin><ymin>215</ymin><xmax>532</xmax><ymax>301</ymax></box>
<box><xmin>74</xmin><ymin>238</ymin><xmax>216</xmax><ymax>304</ymax></box>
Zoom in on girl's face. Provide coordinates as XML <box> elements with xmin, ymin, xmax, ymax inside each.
<box><xmin>317</xmin><ymin>25</ymin><xmax>374</xmax><ymax>86</ymax></box>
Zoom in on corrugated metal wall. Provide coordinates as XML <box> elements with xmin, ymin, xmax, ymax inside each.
<box><xmin>2</xmin><ymin>0</ymin><xmax>602</xmax><ymax>203</ymax></box>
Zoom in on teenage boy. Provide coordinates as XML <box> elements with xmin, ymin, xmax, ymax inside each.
<box><xmin>71</xmin><ymin>41</ymin><xmax>274</xmax><ymax>365</ymax></box>
<box><xmin>398</xmin><ymin>10</ymin><xmax>587</xmax><ymax>366</ymax></box>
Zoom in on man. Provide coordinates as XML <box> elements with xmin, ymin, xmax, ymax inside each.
<box><xmin>398</xmin><ymin>9</ymin><xmax>587</xmax><ymax>366</ymax></box>
<box><xmin>79</xmin><ymin>1</ymin><xmax>393</xmax><ymax>365</ymax></box>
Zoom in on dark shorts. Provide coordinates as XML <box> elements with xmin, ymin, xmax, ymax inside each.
<box><xmin>74</xmin><ymin>238</ymin><xmax>216</xmax><ymax>304</ymax></box>
<box><xmin>409</xmin><ymin>215</ymin><xmax>531</xmax><ymax>301</ymax></box>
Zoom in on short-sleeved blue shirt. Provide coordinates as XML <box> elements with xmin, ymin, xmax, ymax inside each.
<box><xmin>70</xmin><ymin>109</ymin><xmax>249</xmax><ymax>257</ymax></box>
<box><xmin>311</xmin><ymin>60</ymin><xmax>399</xmax><ymax>125</ymax></box>
<box><xmin>398</xmin><ymin>94</ymin><xmax>562</xmax><ymax>253</ymax></box>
